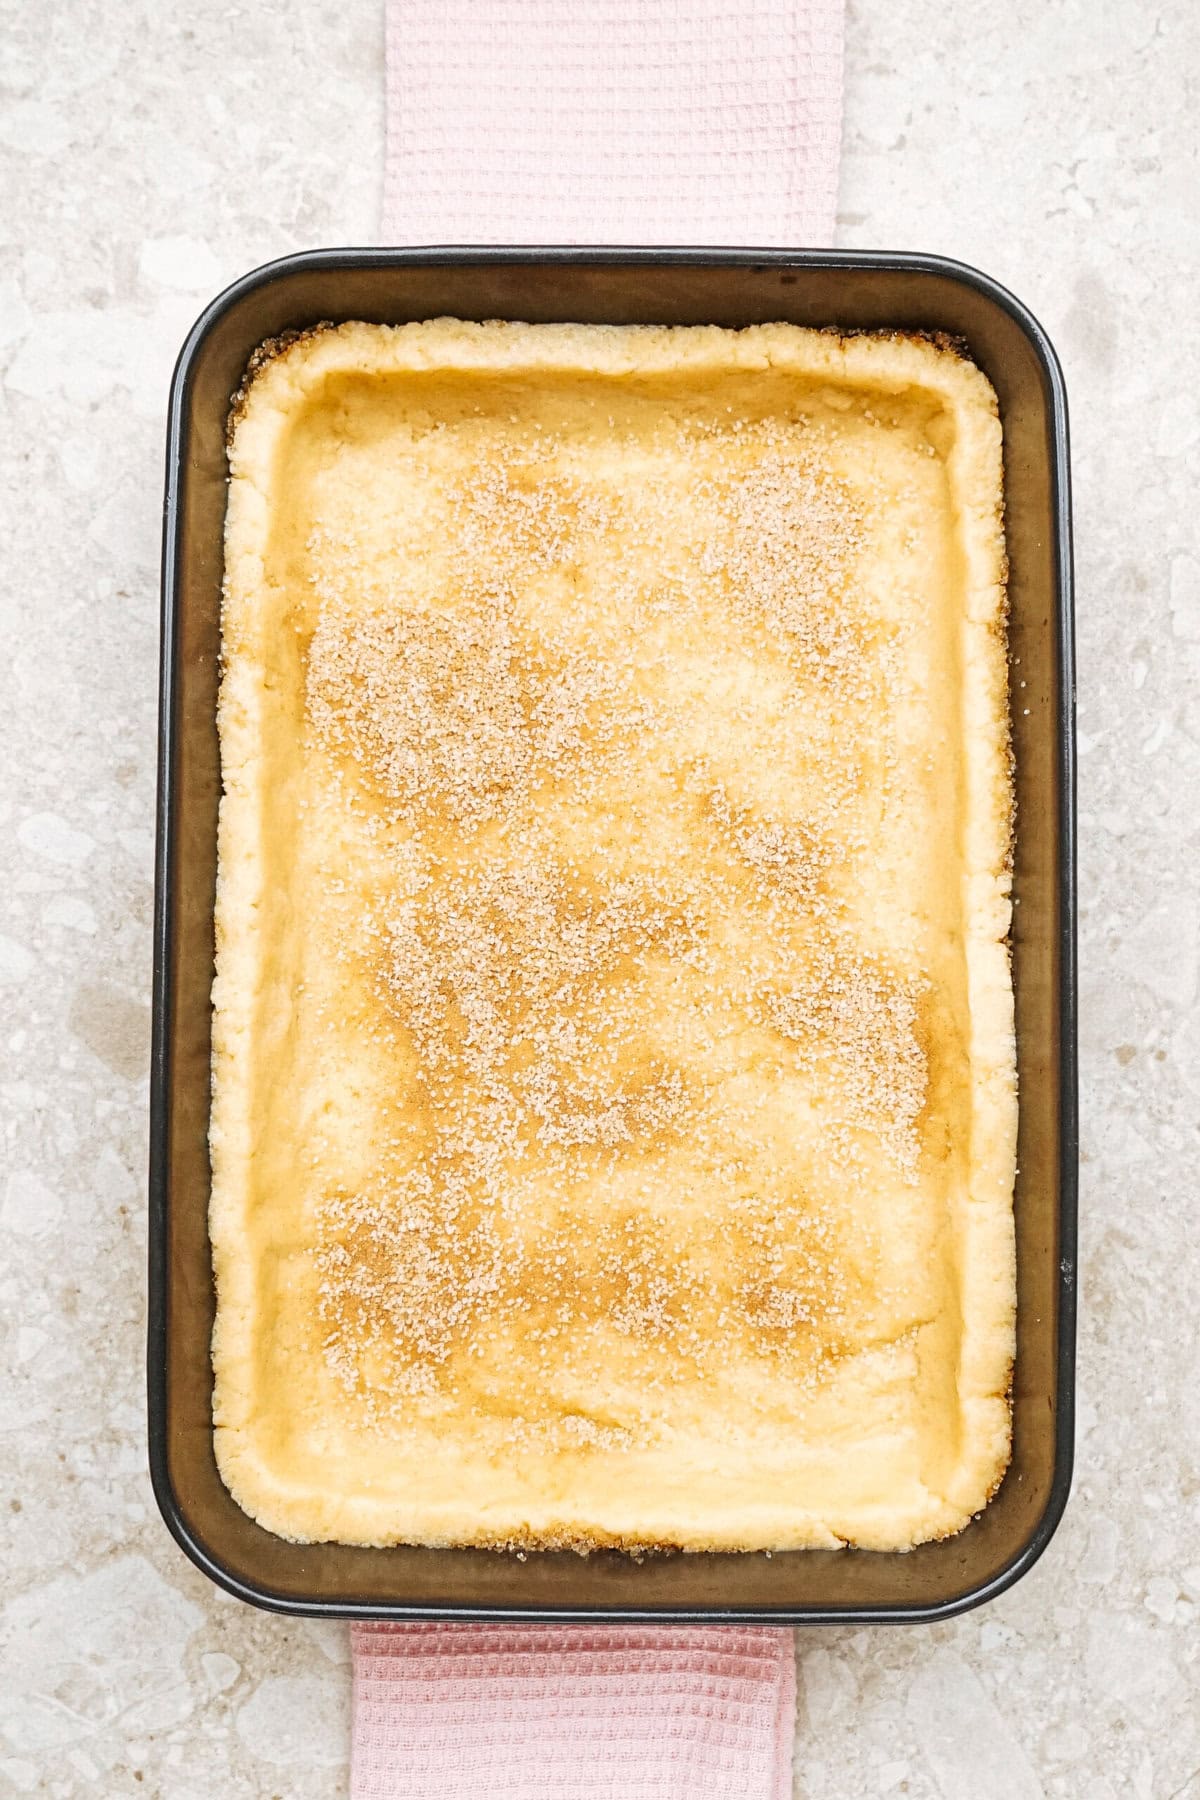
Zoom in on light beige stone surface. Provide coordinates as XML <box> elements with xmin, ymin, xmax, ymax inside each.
<box><xmin>0</xmin><ymin>0</ymin><xmax>1196</xmax><ymax>1794</ymax></box>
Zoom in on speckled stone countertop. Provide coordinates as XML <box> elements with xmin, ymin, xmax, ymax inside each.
<box><xmin>1</xmin><ymin>1</ymin><xmax>1197</xmax><ymax>1794</ymax></box>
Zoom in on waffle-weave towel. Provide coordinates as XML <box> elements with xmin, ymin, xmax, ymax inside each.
<box><xmin>352</xmin><ymin>1624</ymin><xmax>796</xmax><ymax>1798</ymax></box>
<box><xmin>383</xmin><ymin>0</ymin><xmax>844</xmax><ymax>246</ymax></box>
<box><xmin>364</xmin><ymin>3</ymin><xmax>839</xmax><ymax>1790</ymax></box>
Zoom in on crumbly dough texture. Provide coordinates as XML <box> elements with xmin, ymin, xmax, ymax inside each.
<box><xmin>211</xmin><ymin>319</ymin><xmax>1016</xmax><ymax>1553</ymax></box>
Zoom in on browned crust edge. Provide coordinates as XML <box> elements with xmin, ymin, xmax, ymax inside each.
<box><xmin>217</xmin><ymin>317</ymin><xmax>1013</xmax><ymax>1560</ymax></box>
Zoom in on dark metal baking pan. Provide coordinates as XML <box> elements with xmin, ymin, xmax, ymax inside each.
<box><xmin>150</xmin><ymin>249</ymin><xmax>1076</xmax><ymax>1621</ymax></box>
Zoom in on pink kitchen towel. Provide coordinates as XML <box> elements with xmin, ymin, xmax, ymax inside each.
<box><xmin>382</xmin><ymin>0</ymin><xmax>845</xmax><ymax>247</ymax></box>
<box><xmin>352</xmin><ymin>1624</ymin><xmax>797</xmax><ymax>1799</ymax></box>
<box><xmin>362</xmin><ymin>2</ymin><xmax>844</xmax><ymax>1791</ymax></box>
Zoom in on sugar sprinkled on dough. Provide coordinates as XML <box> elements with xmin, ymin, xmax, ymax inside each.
<box><xmin>209</xmin><ymin>318</ymin><xmax>1016</xmax><ymax>1555</ymax></box>
<box><xmin>301</xmin><ymin>419</ymin><xmax>920</xmax><ymax>1432</ymax></box>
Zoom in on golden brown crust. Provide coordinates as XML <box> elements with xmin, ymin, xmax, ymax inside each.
<box><xmin>211</xmin><ymin>319</ymin><xmax>1016</xmax><ymax>1553</ymax></box>
<box><xmin>224</xmin><ymin>321</ymin><xmax>335</xmax><ymax>445</ymax></box>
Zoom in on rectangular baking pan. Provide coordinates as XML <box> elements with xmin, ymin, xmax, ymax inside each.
<box><xmin>150</xmin><ymin>249</ymin><xmax>1076</xmax><ymax>1621</ymax></box>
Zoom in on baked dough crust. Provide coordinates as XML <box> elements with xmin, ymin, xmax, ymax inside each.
<box><xmin>211</xmin><ymin>319</ymin><xmax>1016</xmax><ymax>1552</ymax></box>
